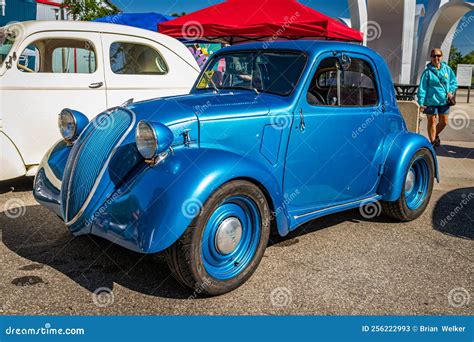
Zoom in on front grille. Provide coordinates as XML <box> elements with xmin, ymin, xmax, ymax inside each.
<box><xmin>62</xmin><ymin>109</ymin><xmax>133</xmax><ymax>223</ymax></box>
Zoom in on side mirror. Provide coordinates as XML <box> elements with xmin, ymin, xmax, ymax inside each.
<box><xmin>336</xmin><ymin>54</ymin><xmax>351</xmax><ymax>71</ymax></box>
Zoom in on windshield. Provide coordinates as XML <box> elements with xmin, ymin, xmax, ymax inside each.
<box><xmin>0</xmin><ymin>28</ymin><xmax>15</xmax><ymax>68</ymax></box>
<box><xmin>195</xmin><ymin>51</ymin><xmax>307</xmax><ymax>96</ymax></box>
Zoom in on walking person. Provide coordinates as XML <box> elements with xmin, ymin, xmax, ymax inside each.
<box><xmin>417</xmin><ymin>48</ymin><xmax>458</xmax><ymax>148</ymax></box>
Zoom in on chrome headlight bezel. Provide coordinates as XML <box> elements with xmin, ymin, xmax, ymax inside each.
<box><xmin>58</xmin><ymin>108</ymin><xmax>89</xmax><ymax>143</ymax></box>
<box><xmin>58</xmin><ymin>109</ymin><xmax>77</xmax><ymax>141</ymax></box>
<box><xmin>136</xmin><ymin>121</ymin><xmax>159</xmax><ymax>159</ymax></box>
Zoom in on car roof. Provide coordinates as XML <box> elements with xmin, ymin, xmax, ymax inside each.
<box><xmin>4</xmin><ymin>20</ymin><xmax>165</xmax><ymax>38</ymax></box>
<box><xmin>3</xmin><ymin>20</ymin><xmax>199</xmax><ymax>71</ymax></box>
<box><xmin>218</xmin><ymin>40</ymin><xmax>379</xmax><ymax>59</ymax></box>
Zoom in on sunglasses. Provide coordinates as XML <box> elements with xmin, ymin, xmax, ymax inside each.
<box><xmin>431</xmin><ymin>54</ymin><xmax>442</xmax><ymax>58</ymax></box>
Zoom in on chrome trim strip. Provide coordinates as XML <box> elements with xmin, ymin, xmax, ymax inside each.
<box><xmin>293</xmin><ymin>195</ymin><xmax>380</xmax><ymax>220</ymax></box>
<box><xmin>65</xmin><ymin>107</ymin><xmax>136</xmax><ymax>226</ymax></box>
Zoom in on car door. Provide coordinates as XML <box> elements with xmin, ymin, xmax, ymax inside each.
<box><xmin>283</xmin><ymin>52</ymin><xmax>385</xmax><ymax>214</ymax></box>
<box><xmin>2</xmin><ymin>31</ymin><xmax>106</xmax><ymax>166</ymax></box>
<box><xmin>101</xmin><ymin>33</ymin><xmax>196</xmax><ymax>106</ymax></box>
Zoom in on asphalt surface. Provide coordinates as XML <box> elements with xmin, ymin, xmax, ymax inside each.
<box><xmin>0</xmin><ymin>99</ymin><xmax>472</xmax><ymax>316</ymax></box>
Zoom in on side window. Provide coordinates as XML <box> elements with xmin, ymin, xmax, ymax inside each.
<box><xmin>340</xmin><ymin>58</ymin><xmax>378</xmax><ymax>106</ymax></box>
<box><xmin>17</xmin><ymin>38</ymin><xmax>96</xmax><ymax>73</ymax></box>
<box><xmin>306</xmin><ymin>56</ymin><xmax>378</xmax><ymax>107</ymax></box>
<box><xmin>109</xmin><ymin>42</ymin><xmax>168</xmax><ymax>75</ymax></box>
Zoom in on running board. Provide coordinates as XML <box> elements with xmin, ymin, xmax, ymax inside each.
<box><xmin>293</xmin><ymin>195</ymin><xmax>381</xmax><ymax>220</ymax></box>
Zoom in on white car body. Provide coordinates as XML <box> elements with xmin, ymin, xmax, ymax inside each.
<box><xmin>0</xmin><ymin>21</ymin><xmax>200</xmax><ymax>181</ymax></box>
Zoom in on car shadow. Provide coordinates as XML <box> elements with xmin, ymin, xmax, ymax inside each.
<box><xmin>267</xmin><ymin>206</ymin><xmax>398</xmax><ymax>247</ymax></box>
<box><xmin>1</xmin><ymin>204</ymin><xmax>196</xmax><ymax>299</ymax></box>
<box><xmin>2</xmin><ymin>200</ymin><xmax>389</xmax><ymax>299</ymax></box>
<box><xmin>431</xmin><ymin>187</ymin><xmax>474</xmax><ymax>240</ymax></box>
<box><xmin>435</xmin><ymin>145</ymin><xmax>474</xmax><ymax>160</ymax></box>
<box><xmin>5</xmin><ymin>191</ymin><xmax>462</xmax><ymax>299</ymax></box>
<box><xmin>0</xmin><ymin>176</ymin><xmax>33</xmax><ymax>194</ymax></box>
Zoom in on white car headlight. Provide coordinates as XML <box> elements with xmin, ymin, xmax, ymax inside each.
<box><xmin>136</xmin><ymin>120</ymin><xmax>175</xmax><ymax>161</ymax></box>
<box><xmin>136</xmin><ymin>121</ymin><xmax>158</xmax><ymax>159</ymax></box>
<box><xmin>58</xmin><ymin>109</ymin><xmax>76</xmax><ymax>141</ymax></box>
<box><xmin>58</xmin><ymin>108</ymin><xmax>89</xmax><ymax>142</ymax></box>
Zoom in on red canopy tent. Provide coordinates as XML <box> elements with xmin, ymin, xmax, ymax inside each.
<box><xmin>158</xmin><ymin>0</ymin><xmax>363</xmax><ymax>44</ymax></box>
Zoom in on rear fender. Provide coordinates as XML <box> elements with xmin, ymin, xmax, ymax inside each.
<box><xmin>0</xmin><ymin>132</ymin><xmax>26</xmax><ymax>181</ymax></box>
<box><xmin>378</xmin><ymin>132</ymin><xmax>438</xmax><ymax>202</ymax></box>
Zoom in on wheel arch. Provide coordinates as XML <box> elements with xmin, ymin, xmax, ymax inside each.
<box><xmin>377</xmin><ymin>131</ymin><xmax>438</xmax><ymax>202</ymax></box>
<box><xmin>89</xmin><ymin>147</ymin><xmax>291</xmax><ymax>254</ymax></box>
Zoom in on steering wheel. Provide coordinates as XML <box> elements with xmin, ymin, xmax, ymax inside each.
<box><xmin>17</xmin><ymin>63</ymin><xmax>34</xmax><ymax>73</ymax></box>
<box><xmin>313</xmin><ymin>91</ymin><xmax>326</xmax><ymax>105</ymax></box>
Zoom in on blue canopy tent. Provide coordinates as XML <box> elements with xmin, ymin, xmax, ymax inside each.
<box><xmin>93</xmin><ymin>13</ymin><xmax>173</xmax><ymax>31</ymax></box>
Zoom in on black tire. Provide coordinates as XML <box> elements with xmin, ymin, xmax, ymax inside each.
<box><xmin>166</xmin><ymin>180</ymin><xmax>271</xmax><ymax>295</ymax></box>
<box><xmin>382</xmin><ymin>148</ymin><xmax>434</xmax><ymax>221</ymax></box>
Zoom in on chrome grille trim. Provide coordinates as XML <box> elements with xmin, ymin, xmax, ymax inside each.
<box><xmin>64</xmin><ymin>107</ymin><xmax>136</xmax><ymax>226</ymax></box>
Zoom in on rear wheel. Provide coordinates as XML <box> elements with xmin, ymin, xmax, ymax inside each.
<box><xmin>167</xmin><ymin>180</ymin><xmax>271</xmax><ymax>295</ymax></box>
<box><xmin>382</xmin><ymin>148</ymin><xmax>434</xmax><ymax>221</ymax></box>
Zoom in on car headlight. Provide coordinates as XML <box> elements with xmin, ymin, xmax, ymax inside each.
<box><xmin>136</xmin><ymin>120</ymin><xmax>174</xmax><ymax>161</ymax></box>
<box><xmin>58</xmin><ymin>108</ymin><xmax>89</xmax><ymax>143</ymax></box>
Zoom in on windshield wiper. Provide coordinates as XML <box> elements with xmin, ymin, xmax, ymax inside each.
<box><xmin>203</xmin><ymin>72</ymin><xmax>220</xmax><ymax>94</ymax></box>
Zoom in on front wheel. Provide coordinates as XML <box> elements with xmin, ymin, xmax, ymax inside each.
<box><xmin>382</xmin><ymin>148</ymin><xmax>434</xmax><ymax>221</ymax></box>
<box><xmin>167</xmin><ymin>180</ymin><xmax>271</xmax><ymax>295</ymax></box>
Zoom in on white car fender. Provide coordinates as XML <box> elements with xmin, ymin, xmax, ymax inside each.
<box><xmin>0</xmin><ymin>131</ymin><xmax>26</xmax><ymax>181</ymax></box>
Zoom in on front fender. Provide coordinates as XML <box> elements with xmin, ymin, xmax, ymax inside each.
<box><xmin>91</xmin><ymin>147</ymin><xmax>289</xmax><ymax>253</ymax></box>
<box><xmin>378</xmin><ymin>132</ymin><xmax>439</xmax><ymax>202</ymax></box>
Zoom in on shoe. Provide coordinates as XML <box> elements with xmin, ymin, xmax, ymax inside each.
<box><xmin>434</xmin><ymin>136</ymin><xmax>441</xmax><ymax>147</ymax></box>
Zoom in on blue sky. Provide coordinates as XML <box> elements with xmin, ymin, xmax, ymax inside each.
<box><xmin>111</xmin><ymin>0</ymin><xmax>473</xmax><ymax>55</ymax></box>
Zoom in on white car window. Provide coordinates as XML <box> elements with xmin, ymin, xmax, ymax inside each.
<box><xmin>109</xmin><ymin>42</ymin><xmax>168</xmax><ymax>75</ymax></box>
<box><xmin>17</xmin><ymin>38</ymin><xmax>97</xmax><ymax>73</ymax></box>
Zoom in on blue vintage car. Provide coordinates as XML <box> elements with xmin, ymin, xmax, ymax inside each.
<box><xmin>34</xmin><ymin>41</ymin><xmax>437</xmax><ymax>295</ymax></box>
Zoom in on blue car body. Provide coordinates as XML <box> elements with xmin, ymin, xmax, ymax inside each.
<box><xmin>33</xmin><ymin>41</ymin><xmax>438</xmax><ymax>254</ymax></box>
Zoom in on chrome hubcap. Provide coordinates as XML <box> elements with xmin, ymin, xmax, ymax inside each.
<box><xmin>215</xmin><ymin>217</ymin><xmax>242</xmax><ymax>255</ymax></box>
<box><xmin>405</xmin><ymin>168</ymin><xmax>416</xmax><ymax>193</ymax></box>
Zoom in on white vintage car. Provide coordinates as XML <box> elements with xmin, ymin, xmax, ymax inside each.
<box><xmin>0</xmin><ymin>20</ymin><xmax>200</xmax><ymax>181</ymax></box>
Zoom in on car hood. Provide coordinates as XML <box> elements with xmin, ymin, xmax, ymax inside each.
<box><xmin>128</xmin><ymin>90</ymin><xmax>271</xmax><ymax>123</ymax></box>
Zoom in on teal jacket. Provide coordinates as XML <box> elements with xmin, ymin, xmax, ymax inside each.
<box><xmin>417</xmin><ymin>62</ymin><xmax>458</xmax><ymax>107</ymax></box>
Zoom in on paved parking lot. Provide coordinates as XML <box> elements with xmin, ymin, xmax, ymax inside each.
<box><xmin>0</xmin><ymin>99</ymin><xmax>472</xmax><ymax>315</ymax></box>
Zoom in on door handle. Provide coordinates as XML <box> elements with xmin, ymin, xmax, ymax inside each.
<box><xmin>299</xmin><ymin>109</ymin><xmax>306</xmax><ymax>132</ymax></box>
<box><xmin>89</xmin><ymin>82</ymin><xmax>104</xmax><ymax>89</ymax></box>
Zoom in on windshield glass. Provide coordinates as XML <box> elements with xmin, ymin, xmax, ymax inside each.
<box><xmin>0</xmin><ymin>28</ymin><xmax>15</xmax><ymax>68</ymax></box>
<box><xmin>195</xmin><ymin>51</ymin><xmax>307</xmax><ymax>96</ymax></box>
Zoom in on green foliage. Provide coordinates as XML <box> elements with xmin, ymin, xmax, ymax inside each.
<box><xmin>171</xmin><ymin>12</ymin><xmax>186</xmax><ymax>17</ymax></box>
<box><xmin>449</xmin><ymin>46</ymin><xmax>474</xmax><ymax>72</ymax></box>
<box><xmin>61</xmin><ymin>0</ymin><xmax>120</xmax><ymax>21</ymax></box>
